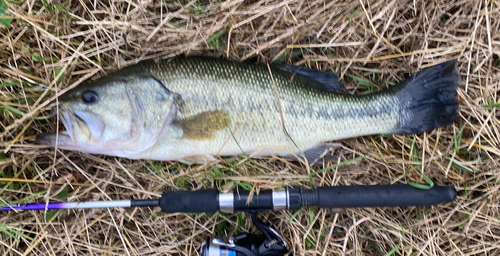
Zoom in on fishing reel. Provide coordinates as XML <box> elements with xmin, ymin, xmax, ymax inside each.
<box><xmin>200</xmin><ymin>212</ymin><xmax>289</xmax><ymax>256</ymax></box>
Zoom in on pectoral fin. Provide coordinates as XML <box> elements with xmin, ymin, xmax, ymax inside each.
<box><xmin>175</xmin><ymin>110</ymin><xmax>231</xmax><ymax>140</ymax></box>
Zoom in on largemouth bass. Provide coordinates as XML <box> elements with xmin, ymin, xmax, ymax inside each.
<box><xmin>36</xmin><ymin>57</ymin><xmax>460</xmax><ymax>164</ymax></box>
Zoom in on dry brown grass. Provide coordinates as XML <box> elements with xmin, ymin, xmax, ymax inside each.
<box><xmin>0</xmin><ymin>0</ymin><xmax>499</xmax><ymax>255</ymax></box>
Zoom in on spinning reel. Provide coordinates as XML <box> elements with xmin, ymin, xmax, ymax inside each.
<box><xmin>201</xmin><ymin>212</ymin><xmax>289</xmax><ymax>256</ymax></box>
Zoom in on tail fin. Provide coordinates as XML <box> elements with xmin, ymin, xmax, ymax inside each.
<box><xmin>394</xmin><ymin>60</ymin><xmax>460</xmax><ymax>134</ymax></box>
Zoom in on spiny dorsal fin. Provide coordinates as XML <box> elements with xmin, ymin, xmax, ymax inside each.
<box><xmin>175</xmin><ymin>110</ymin><xmax>231</xmax><ymax>140</ymax></box>
<box><xmin>275</xmin><ymin>63</ymin><xmax>345</xmax><ymax>93</ymax></box>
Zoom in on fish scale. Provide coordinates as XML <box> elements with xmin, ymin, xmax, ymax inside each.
<box><xmin>141</xmin><ymin>58</ymin><xmax>401</xmax><ymax>160</ymax></box>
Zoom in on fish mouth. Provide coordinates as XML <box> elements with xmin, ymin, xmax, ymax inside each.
<box><xmin>35</xmin><ymin>108</ymin><xmax>93</xmax><ymax>148</ymax></box>
<box><xmin>35</xmin><ymin>132</ymin><xmax>73</xmax><ymax>148</ymax></box>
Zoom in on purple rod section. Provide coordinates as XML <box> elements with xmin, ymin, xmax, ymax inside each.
<box><xmin>1</xmin><ymin>201</ymin><xmax>131</xmax><ymax>211</ymax></box>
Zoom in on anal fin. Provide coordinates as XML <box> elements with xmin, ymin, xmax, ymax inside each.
<box><xmin>292</xmin><ymin>143</ymin><xmax>342</xmax><ymax>165</ymax></box>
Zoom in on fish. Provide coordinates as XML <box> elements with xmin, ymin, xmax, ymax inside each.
<box><xmin>36</xmin><ymin>57</ymin><xmax>460</xmax><ymax>164</ymax></box>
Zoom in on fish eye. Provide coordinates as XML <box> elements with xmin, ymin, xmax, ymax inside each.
<box><xmin>81</xmin><ymin>90</ymin><xmax>98</xmax><ymax>104</ymax></box>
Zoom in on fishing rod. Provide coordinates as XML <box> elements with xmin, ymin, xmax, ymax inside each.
<box><xmin>1</xmin><ymin>184</ymin><xmax>456</xmax><ymax>256</ymax></box>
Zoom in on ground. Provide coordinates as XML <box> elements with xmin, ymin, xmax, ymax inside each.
<box><xmin>0</xmin><ymin>0</ymin><xmax>499</xmax><ymax>255</ymax></box>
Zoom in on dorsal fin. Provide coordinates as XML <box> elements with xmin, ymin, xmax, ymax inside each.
<box><xmin>275</xmin><ymin>63</ymin><xmax>345</xmax><ymax>93</ymax></box>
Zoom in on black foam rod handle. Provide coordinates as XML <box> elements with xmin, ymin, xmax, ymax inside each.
<box><xmin>160</xmin><ymin>189</ymin><xmax>219</xmax><ymax>213</ymax></box>
<box><xmin>317</xmin><ymin>184</ymin><xmax>456</xmax><ymax>208</ymax></box>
